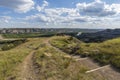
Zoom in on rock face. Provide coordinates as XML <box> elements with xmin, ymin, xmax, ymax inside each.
<box><xmin>77</xmin><ymin>29</ymin><xmax>120</xmax><ymax>42</ymax></box>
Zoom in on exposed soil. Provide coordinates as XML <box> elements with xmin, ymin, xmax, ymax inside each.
<box><xmin>17</xmin><ymin>51</ymin><xmax>38</xmax><ymax>80</ymax></box>
<box><xmin>15</xmin><ymin>38</ymin><xmax>120</xmax><ymax>80</ymax></box>
<box><xmin>47</xmin><ymin>38</ymin><xmax>120</xmax><ymax>80</ymax></box>
<box><xmin>0</xmin><ymin>35</ymin><xmax>4</xmax><ymax>40</ymax></box>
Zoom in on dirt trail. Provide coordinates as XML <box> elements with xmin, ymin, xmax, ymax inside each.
<box><xmin>15</xmin><ymin>38</ymin><xmax>120</xmax><ymax>80</ymax></box>
<box><xmin>0</xmin><ymin>35</ymin><xmax>4</xmax><ymax>40</ymax></box>
<box><xmin>47</xmin><ymin>38</ymin><xmax>120</xmax><ymax>80</ymax></box>
<box><xmin>45</xmin><ymin>39</ymin><xmax>100</xmax><ymax>69</ymax></box>
<box><xmin>93</xmin><ymin>66</ymin><xmax>120</xmax><ymax>80</ymax></box>
<box><xmin>17</xmin><ymin>51</ymin><xmax>38</xmax><ymax>80</ymax></box>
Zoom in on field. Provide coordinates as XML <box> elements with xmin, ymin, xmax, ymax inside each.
<box><xmin>2</xmin><ymin>33</ymin><xmax>55</xmax><ymax>38</ymax></box>
<box><xmin>0</xmin><ymin>39</ymin><xmax>26</xmax><ymax>51</ymax></box>
<box><xmin>50</xmin><ymin>36</ymin><xmax>120</xmax><ymax>69</ymax></box>
<box><xmin>0</xmin><ymin>35</ymin><xmax>120</xmax><ymax>80</ymax></box>
<box><xmin>0</xmin><ymin>37</ymin><xmax>99</xmax><ymax>80</ymax></box>
<box><xmin>0</xmin><ymin>39</ymin><xmax>32</xmax><ymax>80</ymax></box>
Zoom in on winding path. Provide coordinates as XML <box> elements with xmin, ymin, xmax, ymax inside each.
<box><xmin>17</xmin><ymin>51</ymin><xmax>38</xmax><ymax>80</ymax></box>
<box><xmin>47</xmin><ymin>38</ymin><xmax>120</xmax><ymax>80</ymax></box>
<box><xmin>15</xmin><ymin>38</ymin><xmax>120</xmax><ymax>80</ymax></box>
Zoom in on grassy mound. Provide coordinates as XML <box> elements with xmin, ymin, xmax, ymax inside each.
<box><xmin>0</xmin><ymin>39</ymin><xmax>27</xmax><ymax>51</ymax></box>
<box><xmin>50</xmin><ymin>36</ymin><xmax>120</xmax><ymax>69</ymax></box>
<box><xmin>33</xmin><ymin>43</ymin><xmax>101</xmax><ymax>80</ymax></box>
<box><xmin>0</xmin><ymin>38</ymin><xmax>45</xmax><ymax>80</ymax></box>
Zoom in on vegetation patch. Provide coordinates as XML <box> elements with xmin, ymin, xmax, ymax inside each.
<box><xmin>0</xmin><ymin>39</ymin><xmax>27</xmax><ymax>51</ymax></box>
<box><xmin>33</xmin><ymin>43</ymin><xmax>99</xmax><ymax>80</ymax></box>
<box><xmin>0</xmin><ymin>41</ymin><xmax>32</xmax><ymax>80</ymax></box>
<box><xmin>0</xmin><ymin>38</ymin><xmax>46</xmax><ymax>80</ymax></box>
<box><xmin>50</xmin><ymin>36</ymin><xmax>120</xmax><ymax>69</ymax></box>
<box><xmin>2</xmin><ymin>33</ymin><xmax>55</xmax><ymax>38</ymax></box>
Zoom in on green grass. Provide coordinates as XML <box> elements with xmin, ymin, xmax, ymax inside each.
<box><xmin>50</xmin><ymin>36</ymin><xmax>81</xmax><ymax>54</ymax></box>
<box><xmin>33</xmin><ymin>42</ymin><xmax>102</xmax><ymax>80</ymax></box>
<box><xmin>0</xmin><ymin>43</ymin><xmax>31</xmax><ymax>80</ymax></box>
<box><xmin>50</xmin><ymin>36</ymin><xmax>120</xmax><ymax>69</ymax></box>
<box><xmin>2</xmin><ymin>33</ymin><xmax>55</xmax><ymax>38</ymax></box>
<box><xmin>0</xmin><ymin>38</ymin><xmax>45</xmax><ymax>80</ymax></box>
<box><xmin>0</xmin><ymin>39</ymin><xmax>27</xmax><ymax>51</ymax></box>
<box><xmin>0</xmin><ymin>37</ymin><xmax>108</xmax><ymax>80</ymax></box>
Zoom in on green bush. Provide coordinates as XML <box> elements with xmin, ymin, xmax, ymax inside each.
<box><xmin>2</xmin><ymin>33</ymin><xmax>55</xmax><ymax>38</ymax></box>
<box><xmin>0</xmin><ymin>39</ymin><xmax>27</xmax><ymax>51</ymax></box>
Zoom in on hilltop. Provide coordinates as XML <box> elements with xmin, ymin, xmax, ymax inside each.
<box><xmin>0</xmin><ymin>34</ymin><xmax>120</xmax><ymax>80</ymax></box>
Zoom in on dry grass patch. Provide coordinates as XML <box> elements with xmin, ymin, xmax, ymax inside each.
<box><xmin>34</xmin><ymin>43</ymin><xmax>101</xmax><ymax>80</ymax></box>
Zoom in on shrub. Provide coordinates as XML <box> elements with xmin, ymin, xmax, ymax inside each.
<box><xmin>0</xmin><ymin>39</ymin><xmax>27</xmax><ymax>51</ymax></box>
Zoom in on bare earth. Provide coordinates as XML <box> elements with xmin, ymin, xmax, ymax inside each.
<box><xmin>0</xmin><ymin>35</ymin><xmax>4</xmax><ymax>40</ymax></box>
<box><xmin>17</xmin><ymin>51</ymin><xmax>38</xmax><ymax>80</ymax></box>
<box><xmin>47</xmin><ymin>38</ymin><xmax>120</xmax><ymax>80</ymax></box>
<box><xmin>16</xmin><ymin>38</ymin><xmax>120</xmax><ymax>80</ymax></box>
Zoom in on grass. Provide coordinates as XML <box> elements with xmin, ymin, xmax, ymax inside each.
<box><xmin>0</xmin><ymin>38</ymin><xmax>45</xmax><ymax>80</ymax></box>
<box><xmin>33</xmin><ymin>41</ymin><xmax>103</xmax><ymax>80</ymax></box>
<box><xmin>50</xmin><ymin>36</ymin><xmax>81</xmax><ymax>54</ymax></box>
<box><xmin>0</xmin><ymin>43</ymin><xmax>31</xmax><ymax>80</ymax></box>
<box><xmin>0</xmin><ymin>35</ymin><xmax>118</xmax><ymax>80</ymax></box>
<box><xmin>0</xmin><ymin>39</ymin><xmax>27</xmax><ymax>51</ymax></box>
<box><xmin>2</xmin><ymin>33</ymin><xmax>55</xmax><ymax>38</ymax></box>
<box><xmin>50</xmin><ymin>36</ymin><xmax>120</xmax><ymax>69</ymax></box>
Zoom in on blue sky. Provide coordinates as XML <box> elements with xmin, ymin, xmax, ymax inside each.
<box><xmin>0</xmin><ymin>0</ymin><xmax>120</xmax><ymax>29</ymax></box>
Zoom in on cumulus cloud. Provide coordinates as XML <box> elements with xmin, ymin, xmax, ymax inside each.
<box><xmin>76</xmin><ymin>0</ymin><xmax>118</xmax><ymax>17</ymax></box>
<box><xmin>0</xmin><ymin>0</ymin><xmax>34</xmax><ymax>13</ymax></box>
<box><xmin>32</xmin><ymin>0</ymin><xmax>120</xmax><ymax>25</ymax></box>
<box><xmin>110</xmin><ymin>4</ymin><xmax>120</xmax><ymax>13</ymax></box>
<box><xmin>25</xmin><ymin>8</ymin><xmax>88</xmax><ymax>24</ymax></box>
<box><xmin>36</xmin><ymin>1</ymin><xmax>49</xmax><ymax>12</ymax></box>
<box><xmin>24</xmin><ymin>0</ymin><xmax>120</xmax><ymax>28</ymax></box>
<box><xmin>0</xmin><ymin>16</ymin><xmax>11</xmax><ymax>23</ymax></box>
<box><xmin>25</xmin><ymin>14</ymin><xmax>53</xmax><ymax>23</ymax></box>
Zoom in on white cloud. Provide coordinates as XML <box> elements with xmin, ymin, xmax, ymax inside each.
<box><xmin>43</xmin><ymin>1</ymin><xmax>49</xmax><ymax>7</ymax></box>
<box><xmin>110</xmin><ymin>4</ymin><xmax>120</xmax><ymax>14</ymax></box>
<box><xmin>0</xmin><ymin>16</ymin><xmax>11</xmax><ymax>23</ymax></box>
<box><xmin>11</xmin><ymin>0</ymin><xmax>120</xmax><ymax>28</ymax></box>
<box><xmin>0</xmin><ymin>0</ymin><xmax>34</xmax><ymax>13</ymax></box>
<box><xmin>44</xmin><ymin>8</ymin><xmax>80</xmax><ymax>17</ymax></box>
<box><xmin>25</xmin><ymin>8</ymin><xmax>88</xmax><ymax>24</ymax></box>
<box><xmin>76</xmin><ymin>0</ymin><xmax>118</xmax><ymax>17</ymax></box>
<box><xmin>25</xmin><ymin>14</ymin><xmax>53</xmax><ymax>23</ymax></box>
<box><xmin>36</xmin><ymin>0</ymin><xmax>49</xmax><ymax>12</ymax></box>
<box><xmin>26</xmin><ymin>0</ymin><xmax>120</xmax><ymax>26</ymax></box>
<box><xmin>95</xmin><ymin>0</ymin><xmax>101</xmax><ymax>2</ymax></box>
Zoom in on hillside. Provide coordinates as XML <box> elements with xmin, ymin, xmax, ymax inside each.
<box><xmin>0</xmin><ymin>37</ymin><xmax>104</xmax><ymax>80</ymax></box>
<box><xmin>77</xmin><ymin>29</ymin><xmax>120</xmax><ymax>42</ymax></box>
<box><xmin>0</xmin><ymin>35</ymin><xmax>120</xmax><ymax>80</ymax></box>
<box><xmin>50</xmin><ymin>36</ymin><xmax>120</xmax><ymax>69</ymax></box>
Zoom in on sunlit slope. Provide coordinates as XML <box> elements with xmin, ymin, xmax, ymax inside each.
<box><xmin>33</xmin><ymin>39</ymin><xmax>103</xmax><ymax>80</ymax></box>
<box><xmin>0</xmin><ymin>38</ymin><xmax>45</xmax><ymax>80</ymax></box>
<box><xmin>1</xmin><ymin>36</ymin><xmax>120</xmax><ymax>80</ymax></box>
<box><xmin>50</xmin><ymin>36</ymin><xmax>120</xmax><ymax>69</ymax></box>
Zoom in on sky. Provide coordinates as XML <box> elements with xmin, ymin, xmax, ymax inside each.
<box><xmin>0</xmin><ymin>0</ymin><xmax>120</xmax><ymax>29</ymax></box>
